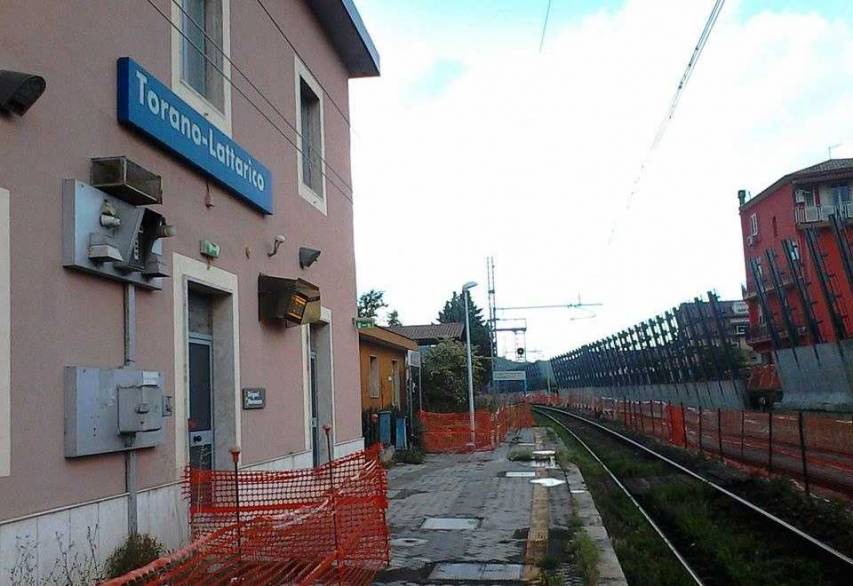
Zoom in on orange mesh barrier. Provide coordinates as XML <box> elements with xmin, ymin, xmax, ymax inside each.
<box><xmin>562</xmin><ymin>396</ymin><xmax>853</xmax><ymax>499</ymax></box>
<box><xmin>419</xmin><ymin>404</ymin><xmax>534</xmax><ymax>453</ymax></box>
<box><xmin>101</xmin><ymin>446</ymin><xmax>389</xmax><ymax>586</ymax></box>
<box><xmin>747</xmin><ymin>364</ymin><xmax>781</xmax><ymax>391</ymax></box>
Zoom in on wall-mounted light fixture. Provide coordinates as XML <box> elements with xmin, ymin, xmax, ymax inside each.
<box><xmin>0</xmin><ymin>70</ymin><xmax>46</xmax><ymax>116</ymax></box>
<box><xmin>299</xmin><ymin>247</ymin><xmax>321</xmax><ymax>269</ymax></box>
<box><xmin>267</xmin><ymin>234</ymin><xmax>286</xmax><ymax>257</ymax></box>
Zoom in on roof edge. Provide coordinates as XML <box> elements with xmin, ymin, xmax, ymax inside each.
<box><xmin>309</xmin><ymin>0</ymin><xmax>380</xmax><ymax>78</ymax></box>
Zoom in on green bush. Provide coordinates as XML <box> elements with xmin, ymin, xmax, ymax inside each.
<box><xmin>508</xmin><ymin>446</ymin><xmax>533</xmax><ymax>461</ymax></box>
<box><xmin>395</xmin><ymin>447</ymin><xmax>425</xmax><ymax>464</ymax></box>
<box><xmin>104</xmin><ymin>533</ymin><xmax>164</xmax><ymax>579</ymax></box>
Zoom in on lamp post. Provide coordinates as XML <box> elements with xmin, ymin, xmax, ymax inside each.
<box><xmin>462</xmin><ymin>281</ymin><xmax>478</xmax><ymax>446</ymax></box>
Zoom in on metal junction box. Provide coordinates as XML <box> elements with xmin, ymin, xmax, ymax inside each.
<box><xmin>64</xmin><ymin>366</ymin><xmax>167</xmax><ymax>457</ymax></box>
<box><xmin>62</xmin><ymin>179</ymin><xmax>168</xmax><ymax>289</ymax></box>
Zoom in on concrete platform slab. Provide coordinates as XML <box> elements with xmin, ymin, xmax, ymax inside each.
<box><xmin>421</xmin><ymin>517</ymin><xmax>480</xmax><ymax>530</ymax></box>
<box><xmin>429</xmin><ymin>562</ymin><xmax>524</xmax><ymax>581</ymax></box>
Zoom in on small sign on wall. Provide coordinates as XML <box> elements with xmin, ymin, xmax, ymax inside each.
<box><xmin>242</xmin><ymin>387</ymin><xmax>266</xmax><ymax>410</ymax></box>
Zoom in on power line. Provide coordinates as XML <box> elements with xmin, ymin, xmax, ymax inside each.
<box><xmin>607</xmin><ymin>0</ymin><xmax>726</xmax><ymax>246</ymax></box>
<box><xmin>144</xmin><ymin>0</ymin><xmax>355</xmax><ymax>203</ymax></box>
<box><xmin>253</xmin><ymin>0</ymin><xmax>356</xmax><ymax>134</ymax></box>
<box><xmin>539</xmin><ymin>0</ymin><xmax>553</xmax><ymax>53</ymax></box>
<box><xmin>165</xmin><ymin>0</ymin><xmax>356</xmax><ymax>199</ymax></box>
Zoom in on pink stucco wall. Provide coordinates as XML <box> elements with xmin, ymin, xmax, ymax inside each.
<box><xmin>0</xmin><ymin>0</ymin><xmax>364</xmax><ymax>520</ymax></box>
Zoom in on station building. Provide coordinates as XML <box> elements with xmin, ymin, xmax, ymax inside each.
<box><xmin>0</xmin><ymin>0</ymin><xmax>379</xmax><ymax>579</ymax></box>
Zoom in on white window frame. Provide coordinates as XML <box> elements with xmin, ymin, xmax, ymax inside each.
<box><xmin>294</xmin><ymin>56</ymin><xmax>327</xmax><ymax>214</ymax></box>
<box><xmin>0</xmin><ymin>188</ymin><xmax>9</xmax><ymax>477</ymax></box>
<box><xmin>749</xmin><ymin>213</ymin><xmax>758</xmax><ymax>236</ymax></box>
<box><xmin>170</xmin><ymin>0</ymin><xmax>233</xmax><ymax>136</ymax></box>
<box><xmin>368</xmin><ymin>355</ymin><xmax>380</xmax><ymax>399</ymax></box>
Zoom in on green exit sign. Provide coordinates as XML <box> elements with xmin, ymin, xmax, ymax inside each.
<box><xmin>200</xmin><ymin>239</ymin><xmax>220</xmax><ymax>258</ymax></box>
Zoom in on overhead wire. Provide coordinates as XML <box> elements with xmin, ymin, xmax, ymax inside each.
<box><xmin>539</xmin><ymin>0</ymin><xmax>553</xmax><ymax>53</ymax></box>
<box><xmin>144</xmin><ymin>0</ymin><xmax>355</xmax><ymax>203</ymax></box>
<box><xmin>606</xmin><ymin>0</ymin><xmax>726</xmax><ymax>246</ymax></box>
<box><xmin>253</xmin><ymin>0</ymin><xmax>357</xmax><ymax>136</ymax></box>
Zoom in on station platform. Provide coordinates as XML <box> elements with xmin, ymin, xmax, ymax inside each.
<box><xmin>375</xmin><ymin>428</ymin><xmax>626</xmax><ymax>585</ymax></box>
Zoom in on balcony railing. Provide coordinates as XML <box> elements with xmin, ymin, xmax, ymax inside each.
<box><xmin>795</xmin><ymin>202</ymin><xmax>852</xmax><ymax>224</ymax></box>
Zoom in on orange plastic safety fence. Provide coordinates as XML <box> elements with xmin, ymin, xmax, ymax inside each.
<box><xmin>419</xmin><ymin>404</ymin><xmax>534</xmax><ymax>453</ymax></box>
<box><xmin>563</xmin><ymin>396</ymin><xmax>853</xmax><ymax>499</ymax></box>
<box><xmin>101</xmin><ymin>446</ymin><xmax>389</xmax><ymax>586</ymax></box>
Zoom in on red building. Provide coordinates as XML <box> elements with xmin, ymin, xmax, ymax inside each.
<box><xmin>739</xmin><ymin>159</ymin><xmax>853</xmax><ymax>359</ymax></box>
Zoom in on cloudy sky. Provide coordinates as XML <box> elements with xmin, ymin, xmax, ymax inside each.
<box><xmin>348</xmin><ymin>0</ymin><xmax>853</xmax><ymax>360</ymax></box>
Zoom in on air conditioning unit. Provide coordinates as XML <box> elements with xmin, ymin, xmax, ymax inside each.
<box><xmin>746</xmin><ymin>235</ymin><xmax>755</xmax><ymax>246</ymax></box>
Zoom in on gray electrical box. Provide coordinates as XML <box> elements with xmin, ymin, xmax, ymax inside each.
<box><xmin>65</xmin><ymin>366</ymin><xmax>169</xmax><ymax>457</ymax></box>
<box><xmin>62</xmin><ymin>179</ymin><xmax>170</xmax><ymax>290</ymax></box>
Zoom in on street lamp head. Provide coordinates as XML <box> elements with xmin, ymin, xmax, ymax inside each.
<box><xmin>462</xmin><ymin>281</ymin><xmax>478</xmax><ymax>291</ymax></box>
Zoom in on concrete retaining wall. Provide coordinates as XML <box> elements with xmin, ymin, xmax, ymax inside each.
<box><xmin>556</xmin><ymin>380</ymin><xmax>747</xmax><ymax>409</ymax></box>
<box><xmin>776</xmin><ymin>340</ymin><xmax>853</xmax><ymax>411</ymax></box>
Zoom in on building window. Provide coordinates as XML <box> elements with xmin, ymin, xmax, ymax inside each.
<box><xmin>171</xmin><ymin>0</ymin><xmax>232</xmax><ymax>134</ymax></box>
<box><xmin>734</xmin><ymin>324</ymin><xmax>747</xmax><ymax>335</ymax></box>
<box><xmin>749</xmin><ymin>213</ymin><xmax>758</xmax><ymax>236</ymax></box>
<box><xmin>795</xmin><ymin>188</ymin><xmax>814</xmax><ymax>207</ymax></box>
<box><xmin>830</xmin><ymin>183</ymin><xmax>851</xmax><ymax>207</ymax></box>
<box><xmin>790</xmin><ymin>241</ymin><xmax>800</xmax><ymax>262</ymax></box>
<box><xmin>295</xmin><ymin>57</ymin><xmax>326</xmax><ymax>213</ymax></box>
<box><xmin>368</xmin><ymin>356</ymin><xmax>379</xmax><ymax>399</ymax></box>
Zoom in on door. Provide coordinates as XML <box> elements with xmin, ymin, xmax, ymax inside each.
<box><xmin>391</xmin><ymin>360</ymin><xmax>401</xmax><ymax>408</ymax></box>
<box><xmin>188</xmin><ymin>336</ymin><xmax>214</xmax><ymax>470</ymax></box>
<box><xmin>309</xmin><ymin>347</ymin><xmax>320</xmax><ymax>467</ymax></box>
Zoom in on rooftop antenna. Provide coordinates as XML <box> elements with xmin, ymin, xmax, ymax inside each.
<box><xmin>828</xmin><ymin>143</ymin><xmax>842</xmax><ymax>159</ymax></box>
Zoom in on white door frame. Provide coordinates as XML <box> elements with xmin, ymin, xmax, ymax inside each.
<box><xmin>171</xmin><ymin>253</ymin><xmax>240</xmax><ymax>475</ymax></box>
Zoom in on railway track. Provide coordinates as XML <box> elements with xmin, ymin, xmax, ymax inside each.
<box><xmin>533</xmin><ymin>405</ymin><xmax>853</xmax><ymax>586</ymax></box>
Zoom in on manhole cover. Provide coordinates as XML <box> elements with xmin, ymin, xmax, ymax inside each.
<box><xmin>504</xmin><ymin>471</ymin><xmax>536</xmax><ymax>478</ymax></box>
<box><xmin>530</xmin><ymin>477</ymin><xmax>566</xmax><ymax>487</ymax></box>
<box><xmin>429</xmin><ymin>562</ymin><xmax>524</xmax><ymax>581</ymax></box>
<box><xmin>421</xmin><ymin>517</ymin><xmax>480</xmax><ymax>530</ymax></box>
<box><xmin>390</xmin><ymin>537</ymin><xmax>428</xmax><ymax>547</ymax></box>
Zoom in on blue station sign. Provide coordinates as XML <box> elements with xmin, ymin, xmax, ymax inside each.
<box><xmin>117</xmin><ymin>57</ymin><xmax>273</xmax><ymax>214</ymax></box>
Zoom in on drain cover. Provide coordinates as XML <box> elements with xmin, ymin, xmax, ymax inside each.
<box><xmin>421</xmin><ymin>517</ymin><xmax>480</xmax><ymax>530</ymax></box>
<box><xmin>429</xmin><ymin>562</ymin><xmax>524</xmax><ymax>581</ymax></box>
<box><xmin>504</xmin><ymin>471</ymin><xmax>536</xmax><ymax>478</ymax></box>
<box><xmin>390</xmin><ymin>537</ymin><xmax>428</xmax><ymax>547</ymax></box>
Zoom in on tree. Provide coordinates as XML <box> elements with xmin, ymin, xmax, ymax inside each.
<box><xmin>357</xmin><ymin>289</ymin><xmax>387</xmax><ymax>319</ymax></box>
<box><xmin>387</xmin><ymin>309</ymin><xmax>402</xmax><ymax>326</ymax></box>
<box><xmin>437</xmin><ymin>291</ymin><xmax>492</xmax><ymax>364</ymax></box>
<box><xmin>421</xmin><ymin>340</ymin><xmax>485</xmax><ymax>412</ymax></box>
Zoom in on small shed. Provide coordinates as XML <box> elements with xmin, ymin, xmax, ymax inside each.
<box><xmin>357</xmin><ymin>325</ymin><xmax>418</xmax><ymax>412</ymax></box>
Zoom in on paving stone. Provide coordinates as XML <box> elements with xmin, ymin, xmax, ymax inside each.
<box><xmin>429</xmin><ymin>562</ymin><xmax>524</xmax><ymax>581</ymax></box>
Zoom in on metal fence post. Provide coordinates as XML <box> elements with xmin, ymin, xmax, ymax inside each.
<box><xmin>740</xmin><ymin>409</ymin><xmax>745</xmax><ymax>461</ymax></box>
<box><xmin>717</xmin><ymin>408</ymin><xmax>724</xmax><ymax>461</ymax></box>
<box><xmin>798</xmin><ymin>411</ymin><xmax>810</xmax><ymax>496</ymax></box>
<box><xmin>768</xmin><ymin>411</ymin><xmax>774</xmax><ymax>476</ymax></box>
<box><xmin>229</xmin><ymin>447</ymin><xmax>242</xmax><ymax>566</ymax></box>
<box><xmin>324</xmin><ymin>425</ymin><xmax>344</xmax><ymax>581</ymax></box>
<box><xmin>698</xmin><ymin>405</ymin><xmax>703</xmax><ymax>455</ymax></box>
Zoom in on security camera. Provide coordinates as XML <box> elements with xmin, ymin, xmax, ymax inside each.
<box><xmin>0</xmin><ymin>70</ymin><xmax>46</xmax><ymax>116</ymax></box>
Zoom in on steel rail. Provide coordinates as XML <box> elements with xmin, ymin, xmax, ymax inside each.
<box><xmin>536</xmin><ymin>408</ymin><xmax>704</xmax><ymax>585</ymax></box>
<box><xmin>534</xmin><ymin>405</ymin><xmax>853</xmax><ymax>568</ymax></box>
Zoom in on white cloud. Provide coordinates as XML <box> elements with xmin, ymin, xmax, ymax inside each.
<box><xmin>349</xmin><ymin>0</ymin><xmax>853</xmax><ymax>358</ymax></box>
